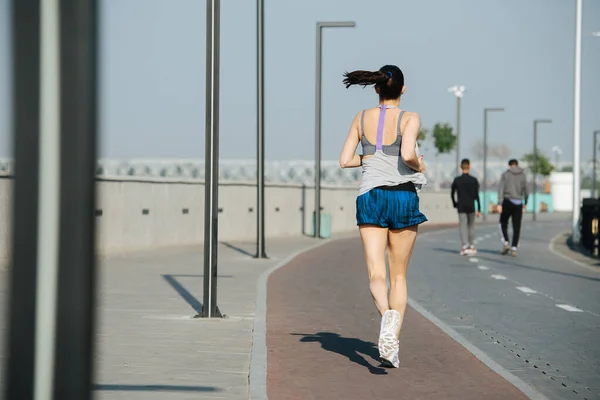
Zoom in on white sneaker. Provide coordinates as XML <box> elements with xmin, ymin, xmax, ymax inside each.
<box><xmin>379</xmin><ymin>310</ymin><xmax>400</xmax><ymax>368</ymax></box>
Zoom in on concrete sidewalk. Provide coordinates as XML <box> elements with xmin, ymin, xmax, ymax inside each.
<box><xmin>93</xmin><ymin>233</ymin><xmax>348</xmax><ymax>400</ymax></box>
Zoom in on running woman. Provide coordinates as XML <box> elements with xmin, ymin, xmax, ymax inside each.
<box><xmin>497</xmin><ymin>158</ymin><xmax>528</xmax><ymax>256</ymax></box>
<box><xmin>451</xmin><ymin>158</ymin><xmax>481</xmax><ymax>255</ymax></box>
<box><xmin>339</xmin><ymin>65</ymin><xmax>427</xmax><ymax>368</ymax></box>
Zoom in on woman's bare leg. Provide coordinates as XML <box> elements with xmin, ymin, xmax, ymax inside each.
<box><xmin>359</xmin><ymin>225</ymin><xmax>389</xmax><ymax>315</ymax></box>
<box><xmin>387</xmin><ymin>225</ymin><xmax>418</xmax><ymax>337</ymax></box>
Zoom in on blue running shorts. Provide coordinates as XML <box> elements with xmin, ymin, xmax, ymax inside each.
<box><xmin>356</xmin><ymin>183</ymin><xmax>428</xmax><ymax>229</ymax></box>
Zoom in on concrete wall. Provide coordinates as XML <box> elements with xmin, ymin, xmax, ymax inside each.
<box><xmin>0</xmin><ymin>177</ymin><xmax>456</xmax><ymax>258</ymax></box>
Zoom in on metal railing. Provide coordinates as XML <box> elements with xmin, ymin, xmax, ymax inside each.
<box><xmin>0</xmin><ymin>158</ymin><xmax>582</xmax><ymax>187</ymax></box>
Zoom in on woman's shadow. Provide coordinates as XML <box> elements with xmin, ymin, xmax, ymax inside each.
<box><xmin>290</xmin><ymin>332</ymin><xmax>388</xmax><ymax>375</ymax></box>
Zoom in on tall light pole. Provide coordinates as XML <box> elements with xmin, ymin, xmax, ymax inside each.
<box><xmin>585</xmin><ymin>32</ymin><xmax>600</xmax><ymax>200</ymax></box>
<box><xmin>533</xmin><ymin>119</ymin><xmax>552</xmax><ymax>221</ymax></box>
<box><xmin>482</xmin><ymin>107</ymin><xmax>505</xmax><ymax>220</ymax></box>
<box><xmin>255</xmin><ymin>0</ymin><xmax>267</xmax><ymax>258</ymax></box>
<box><xmin>448</xmin><ymin>85</ymin><xmax>466</xmax><ymax>176</ymax></box>
<box><xmin>571</xmin><ymin>0</ymin><xmax>583</xmax><ymax>243</ymax></box>
<box><xmin>202</xmin><ymin>0</ymin><xmax>221</xmax><ymax>318</ymax></box>
<box><xmin>314</xmin><ymin>21</ymin><xmax>355</xmax><ymax>238</ymax></box>
<box><xmin>593</xmin><ymin>131</ymin><xmax>600</xmax><ymax>198</ymax></box>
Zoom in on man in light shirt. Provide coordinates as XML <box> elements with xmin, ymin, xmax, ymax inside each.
<box><xmin>496</xmin><ymin>159</ymin><xmax>528</xmax><ymax>257</ymax></box>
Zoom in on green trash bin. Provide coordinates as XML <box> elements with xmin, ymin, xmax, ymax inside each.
<box><xmin>311</xmin><ymin>212</ymin><xmax>332</xmax><ymax>238</ymax></box>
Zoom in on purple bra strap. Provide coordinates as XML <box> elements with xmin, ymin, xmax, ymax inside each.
<box><xmin>376</xmin><ymin>105</ymin><xmax>387</xmax><ymax>151</ymax></box>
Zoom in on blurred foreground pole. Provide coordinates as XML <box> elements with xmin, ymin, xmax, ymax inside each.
<box><xmin>5</xmin><ymin>1</ymin><xmax>42</xmax><ymax>398</ymax></box>
<box><xmin>202</xmin><ymin>0</ymin><xmax>222</xmax><ymax>318</ymax></box>
<box><xmin>53</xmin><ymin>0</ymin><xmax>99</xmax><ymax>398</ymax></box>
<box><xmin>6</xmin><ymin>0</ymin><xmax>99</xmax><ymax>399</ymax></box>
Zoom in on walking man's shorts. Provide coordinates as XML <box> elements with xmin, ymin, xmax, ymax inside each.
<box><xmin>356</xmin><ymin>183</ymin><xmax>428</xmax><ymax>229</ymax></box>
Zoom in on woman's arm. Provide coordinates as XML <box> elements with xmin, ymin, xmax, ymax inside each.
<box><xmin>339</xmin><ymin>112</ymin><xmax>362</xmax><ymax>169</ymax></box>
<box><xmin>400</xmin><ymin>112</ymin><xmax>425</xmax><ymax>172</ymax></box>
<box><xmin>340</xmin><ymin>154</ymin><xmax>363</xmax><ymax>168</ymax></box>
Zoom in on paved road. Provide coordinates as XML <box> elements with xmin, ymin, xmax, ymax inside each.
<box><xmin>267</xmin><ymin>216</ymin><xmax>600</xmax><ymax>399</ymax></box>
<box><xmin>413</xmin><ymin>218</ymin><xmax>600</xmax><ymax>400</ymax></box>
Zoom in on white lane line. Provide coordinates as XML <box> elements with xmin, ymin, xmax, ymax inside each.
<box><xmin>477</xmin><ymin>265</ymin><xmax>490</xmax><ymax>271</ymax></box>
<box><xmin>556</xmin><ymin>304</ymin><xmax>583</xmax><ymax>312</ymax></box>
<box><xmin>524</xmin><ymin>287</ymin><xmax>599</xmax><ymax>317</ymax></box>
<box><xmin>484</xmin><ymin>234</ymin><xmax>492</xmax><ymax>239</ymax></box>
<box><xmin>426</xmin><ymin>225</ymin><xmax>599</xmax><ymax>319</ymax></box>
<box><xmin>469</xmin><ymin>258</ymin><xmax>479</xmax><ymax>263</ymax></box>
<box><xmin>516</xmin><ymin>286</ymin><xmax>537</xmax><ymax>294</ymax></box>
<box><xmin>484</xmin><ymin>267</ymin><xmax>599</xmax><ymax>318</ymax></box>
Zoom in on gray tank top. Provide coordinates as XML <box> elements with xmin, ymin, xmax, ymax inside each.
<box><xmin>358</xmin><ymin>105</ymin><xmax>427</xmax><ymax>196</ymax></box>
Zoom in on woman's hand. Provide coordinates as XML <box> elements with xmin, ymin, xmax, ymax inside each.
<box><xmin>418</xmin><ymin>155</ymin><xmax>426</xmax><ymax>174</ymax></box>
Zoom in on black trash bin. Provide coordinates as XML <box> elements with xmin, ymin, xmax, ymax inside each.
<box><xmin>580</xmin><ymin>198</ymin><xmax>600</xmax><ymax>256</ymax></box>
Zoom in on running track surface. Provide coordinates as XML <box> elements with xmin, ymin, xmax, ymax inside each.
<box><xmin>266</xmin><ymin>226</ymin><xmax>529</xmax><ymax>399</ymax></box>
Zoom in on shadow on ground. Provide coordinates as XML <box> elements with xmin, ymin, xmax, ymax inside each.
<box><xmin>221</xmin><ymin>241</ymin><xmax>255</xmax><ymax>257</ymax></box>
<box><xmin>94</xmin><ymin>384</ymin><xmax>221</xmax><ymax>392</ymax></box>
<box><xmin>290</xmin><ymin>332</ymin><xmax>388</xmax><ymax>375</ymax></box>
<box><xmin>162</xmin><ymin>273</ymin><xmax>234</xmax><ymax>315</ymax></box>
<box><xmin>162</xmin><ymin>274</ymin><xmax>203</xmax><ymax>314</ymax></box>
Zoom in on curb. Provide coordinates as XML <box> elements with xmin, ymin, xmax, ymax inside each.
<box><xmin>548</xmin><ymin>231</ymin><xmax>600</xmax><ymax>273</ymax></box>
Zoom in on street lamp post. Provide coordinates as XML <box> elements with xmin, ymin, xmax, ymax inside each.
<box><xmin>572</xmin><ymin>0</ymin><xmax>583</xmax><ymax>243</ymax></box>
<box><xmin>592</xmin><ymin>131</ymin><xmax>600</xmax><ymax>198</ymax></box>
<box><xmin>255</xmin><ymin>0</ymin><xmax>267</xmax><ymax>258</ymax></box>
<box><xmin>202</xmin><ymin>0</ymin><xmax>222</xmax><ymax>318</ymax></box>
<box><xmin>570</xmin><ymin>0</ymin><xmax>599</xmax><ymax>242</ymax></box>
<box><xmin>448</xmin><ymin>85</ymin><xmax>466</xmax><ymax>176</ymax></box>
<box><xmin>314</xmin><ymin>21</ymin><xmax>355</xmax><ymax>238</ymax></box>
<box><xmin>483</xmin><ymin>107</ymin><xmax>505</xmax><ymax>221</ymax></box>
<box><xmin>585</xmin><ymin>32</ymin><xmax>600</xmax><ymax>201</ymax></box>
<box><xmin>533</xmin><ymin>119</ymin><xmax>552</xmax><ymax>221</ymax></box>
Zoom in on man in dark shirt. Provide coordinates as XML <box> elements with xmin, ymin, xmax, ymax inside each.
<box><xmin>451</xmin><ymin>159</ymin><xmax>481</xmax><ymax>255</ymax></box>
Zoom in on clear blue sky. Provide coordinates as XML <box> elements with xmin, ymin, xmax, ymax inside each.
<box><xmin>0</xmin><ymin>0</ymin><xmax>599</xmax><ymax>164</ymax></box>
